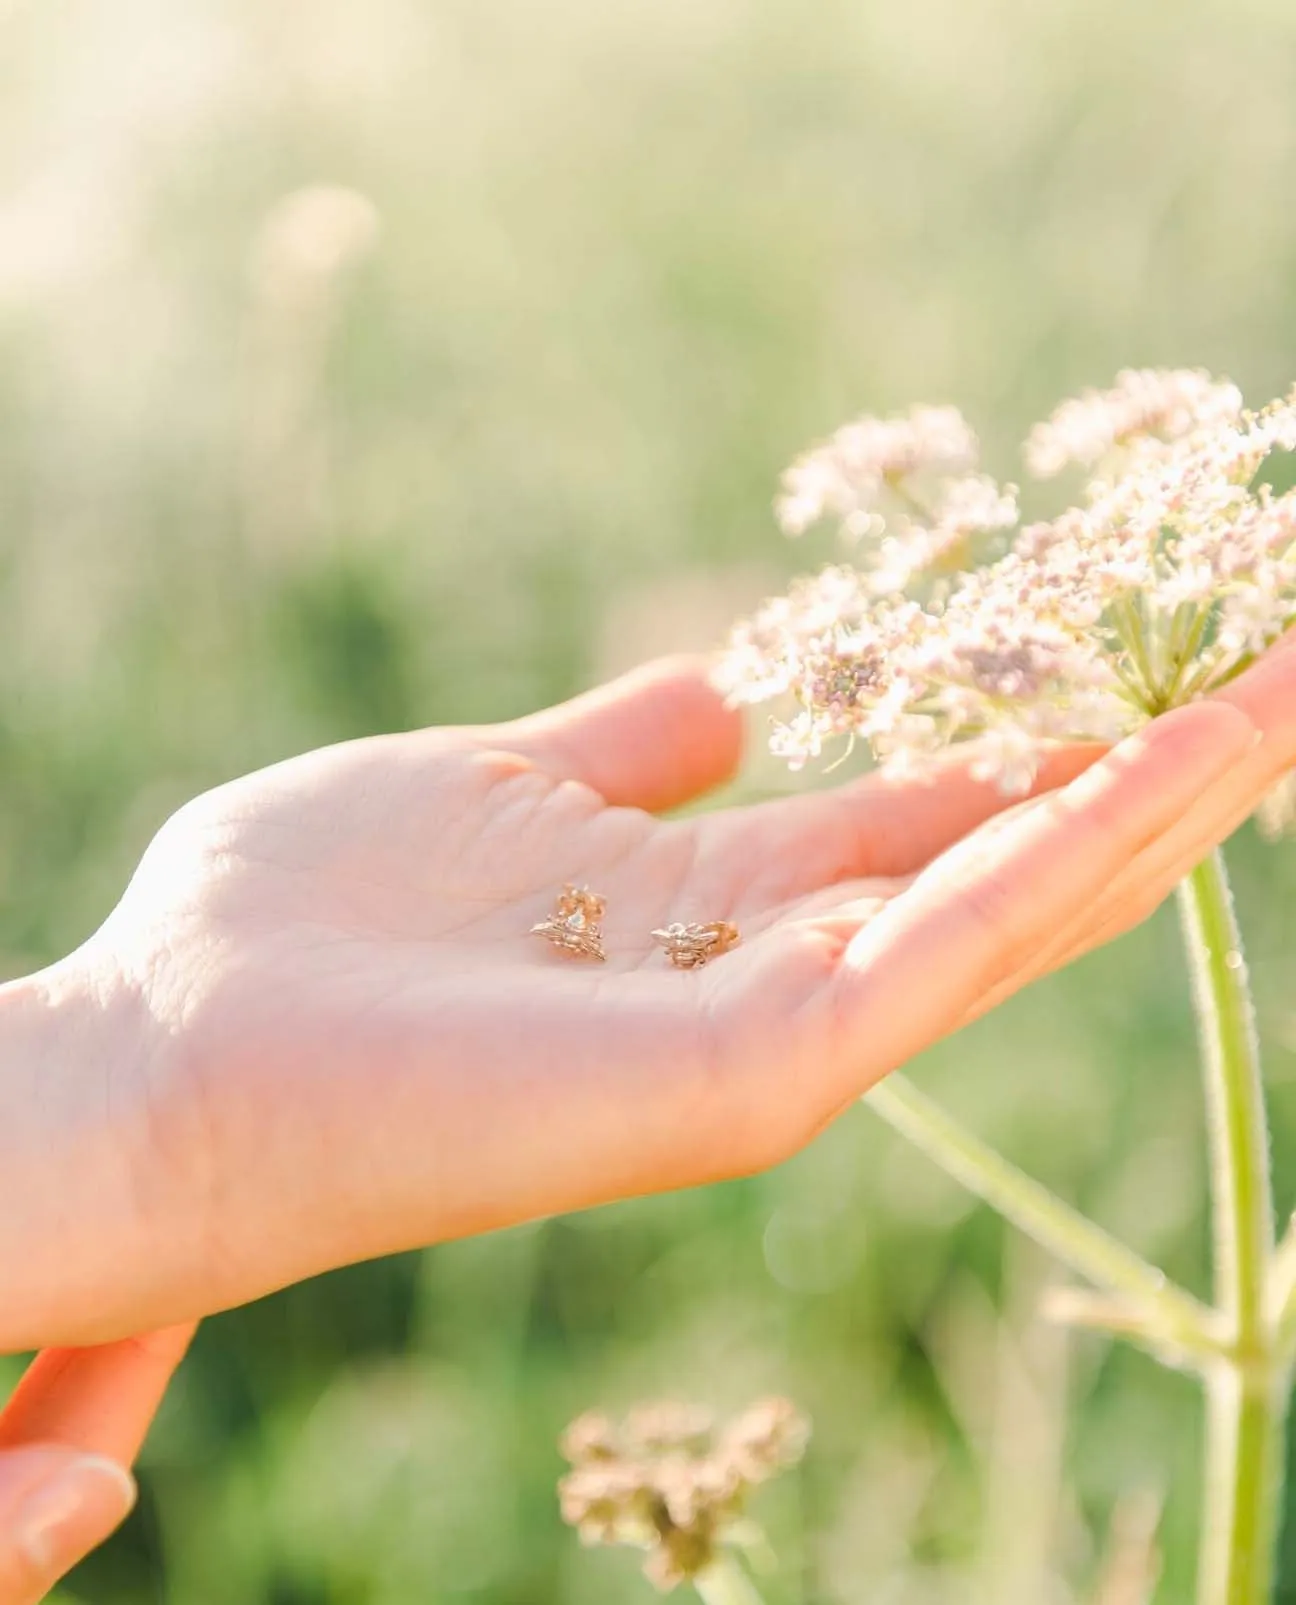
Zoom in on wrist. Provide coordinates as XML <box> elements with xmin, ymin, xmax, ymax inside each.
<box><xmin>0</xmin><ymin>953</ymin><xmax>162</xmax><ymax>1349</ymax></box>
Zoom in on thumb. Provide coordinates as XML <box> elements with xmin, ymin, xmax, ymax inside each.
<box><xmin>491</xmin><ymin>656</ymin><xmax>744</xmax><ymax>812</ymax></box>
<box><xmin>0</xmin><ymin>1322</ymin><xmax>195</xmax><ymax>1604</ymax></box>
<box><xmin>0</xmin><ymin>1445</ymin><xmax>135</xmax><ymax>1605</ymax></box>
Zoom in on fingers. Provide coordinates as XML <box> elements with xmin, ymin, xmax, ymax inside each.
<box><xmin>707</xmin><ymin>741</ymin><xmax>1103</xmax><ymax>894</ymax></box>
<box><xmin>1129</xmin><ymin>632</ymin><xmax>1296</xmax><ymax>873</ymax></box>
<box><xmin>818</xmin><ymin>701</ymin><xmax>1256</xmax><ymax>1093</ymax></box>
<box><xmin>0</xmin><ymin>1324</ymin><xmax>195</xmax><ymax>1462</ymax></box>
<box><xmin>0</xmin><ymin>1445</ymin><xmax>135</xmax><ymax>1605</ymax></box>
<box><xmin>955</xmin><ymin>639</ymin><xmax>1296</xmax><ymax>1022</ymax></box>
<box><xmin>0</xmin><ymin>1323</ymin><xmax>194</xmax><ymax>1604</ymax></box>
<box><xmin>491</xmin><ymin>656</ymin><xmax>745</xmax><ymax>812</ymax></box>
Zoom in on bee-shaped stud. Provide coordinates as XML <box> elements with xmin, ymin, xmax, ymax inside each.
<box><xmin>531</xmin><ymin>885</ymin><xmax>608</xmax><ymax>961</ymax></box>
<box><xmin>651</xmin><ymin>920</ymin><xmax>741</xmax><ymax>970</ymax></box>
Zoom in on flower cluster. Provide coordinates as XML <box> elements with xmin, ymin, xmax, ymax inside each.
<box><xmin>557</xmin><ymin>1398</ymin><xmax>809</xmax><ymax>1591</ymax></box>
<box><xmin>721</xmin><ymin>372</ymin><xmax>1296</xmax><ymax>790</ymax></box>
<box><xmin>1025</xmin><ymin>367</ymin><xmax>1243</xmax><ymax>479</ymax></box>
<box><xmin>777</xmin><ymin>404</ymin><xmax>1018</xmax><ymax>595</ymax></box>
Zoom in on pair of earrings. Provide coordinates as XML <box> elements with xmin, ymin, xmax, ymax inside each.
<box><xmin>530</xmin><ymin>885</ymin><xmax>740</xmax><ymax>970</ymax></box>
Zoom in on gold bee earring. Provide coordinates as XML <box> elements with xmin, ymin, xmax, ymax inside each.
<box><xmin>531</xmin><ymin>885</ymin><xmax>608</xmax><ymax>962</ymax></box>
<box><xmin>652</xmin><ymin>920</ymin><xmax>741</xmax><ymax>970</ymax></box>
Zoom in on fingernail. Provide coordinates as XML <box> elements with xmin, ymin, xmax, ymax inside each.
<box><xmin>16</xmin><ymin>1456</ymin><xmax>137</xmax><ymax>1579</ymax></box>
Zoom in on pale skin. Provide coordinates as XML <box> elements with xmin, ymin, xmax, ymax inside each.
<box><xmin>2</xmin><ymin>639</ymin><xmax>1296</xmax><ymax>1601</ymax></box>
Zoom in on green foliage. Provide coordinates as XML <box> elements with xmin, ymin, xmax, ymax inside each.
<box><xmin>4</xmin><ymin>0</ymin><xmax>1296</xmax><ymax>1598</ymax></box>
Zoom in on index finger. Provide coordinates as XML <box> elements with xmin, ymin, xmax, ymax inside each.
<box><xmin>953</xmin><ymin>632</ymin><xmax>1296</xmax><ymax>1020</ymax></box>
<box><xmin>0</xmin><ymin>1324</ymin><xmax>195</xmax><ymax>1462</ymax></box>
<box><xmin>824</xmin><ymin>700</ymin><xmax>1256</xmax><ymax>1087</ymax></box>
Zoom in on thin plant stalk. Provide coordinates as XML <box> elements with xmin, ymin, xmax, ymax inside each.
<box><xmin>724</xmin><ymin>373</ymin><xmax>1296</xmax><ymax>1602</ymax></box>
<box><xmin>1178</xmin><ymin>851</ymin><xmax>1284</xmax><ymax>1605</ymax></box>
<box><xmin>1199</xmin><ymin>1370</ymin><xmax>1286</xmax><ymax>1605</ymax></box>
<box><xmin>693</xmin><ymin>1556</ymin><xmax>768</xmax><ymax>1605</ymax></box>
<box><xmin>1178</xmin><ymin>853</ymin><xmax>1274</xmax><ymax>1348</ymax></box>
<box><xmin>866</xmin><ymin>1076</ymin><xmax>1221</xmax><ymax>1365</ymax></box>
<box><xmin>868</xmin><ymin>846</ymin><xmax>1292</xmax><ymax>1602</ymax></box>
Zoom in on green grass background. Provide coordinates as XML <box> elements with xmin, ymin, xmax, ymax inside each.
<box><xmin>4</xmin><ymin>0</ymin><xmax>1296</xmax><ymax>1599</ymax></box>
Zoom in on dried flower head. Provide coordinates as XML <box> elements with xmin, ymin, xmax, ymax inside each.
<box><xmin>559</xmin><ymin>1411</ymin><xmax>620</xmax><ymax>1464</ymax></box>
<box><xmin>717</xmin><ymin>1396</ymin><xmax>811</xmax><ymax>1483</ymax></box>
<box><xmin>558</xmin><ymin>1398</ymin><xmax>809</xmax><ymax>1591</ymax></box>
<box><xmin>623</xmin><ymin>1402</ymin><xmax>717</xmax><ymax>1456</ymax></box>
<box><xmin>722</xmin><ymin>371</ymin><xmax>1296</xmax><ymax>794</ymax></box>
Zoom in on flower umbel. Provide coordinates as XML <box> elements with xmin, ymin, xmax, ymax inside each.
<box><xmin>724</xmin><ymin>367</ymin><xmax>1296</xmax><ymax>1605</ymax></box>
<box><xmin>722</xmin><ymin>372</ymin><xmax>1296</xmax><ymax>790</ymax></box>
<box><xmin>558</xmin><ymin>1398</ymin><xmax>808</xmax><ymax>1592</ymax></box>
<box><xmin>776</xmin><ymin>404</ymin><xmax>1018</xmax><ymax>597</ymax></box>
<box><xmin>1025</xmin><ymin>366</ymin><xmax>1244</xmax><ymax>479</ymax></box>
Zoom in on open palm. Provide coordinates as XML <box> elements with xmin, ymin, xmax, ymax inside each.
<box><xmin>3</xmin><ymin>646</ymin><xmax>1296</xmax><ymax>1601</ymax></box>
<box><xmin>2</xmin><ymin>642</ymin><xmax>1281</xmax><ymax>1355</ymax></box>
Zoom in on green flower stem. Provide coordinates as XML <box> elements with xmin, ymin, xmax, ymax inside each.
<box><xmin>1178</xmin><ymin>852</ymin><xmax>1274</xmax><ymax>1346</ymax></box>
<box><xmin>1114</xmin><ymin>596</ymin><xmax>1158</xmax><ymax>705</ymax></box>
<box><xmin>1199</xmin><ymin>1366</ymin><xmax>1286</xmax><ymax>1605</ymax></box>
<box><xmin>868</xmin><ymin>848</ymin><xmax>1288</xmax><ymax>1599</ymax></box>
<box><xmin>1178</xmin><ymin>851</ymin><xmax>1284</xmax><ymax>1605</ymax></box>
<box><xmin>693</xmin><ymin>1557</ymin><xmax>767</xmax><ymax>1605</ymax></box>
<box><xmin>1158</xmin><ymin>605</ymin><xmax>1212</xmax><ymax>709</ymax></box>
<box><xmin>866</xmin><ymin>1075</ymin><xmax>1223</xmax><ymax>1365</ymax></box>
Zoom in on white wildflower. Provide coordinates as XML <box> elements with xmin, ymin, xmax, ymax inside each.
<box><xmin>772</xmin><ymin>404</ymin><xmax>1020</xmax><ymax>604</ymax></box>
<box><xmin>1025</xmin><ymin>368</ymin><xmax>1244</xmax><ymax>479</ymax></box>
<box><xmin>724</xmin><ymin>371</ymin><xmax>1296</xmax><ymax>793</ymax></box>
<box><xmin>776</xmin><ymin>404</ymin><xmax>979</xmax><ymax>537</ymax></box>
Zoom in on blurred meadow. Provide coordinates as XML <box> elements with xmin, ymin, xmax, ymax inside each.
<box><xmin>4</xmin><ymin>0</ymin><xmax>1296</xmax><ymax>1600</ymax></box>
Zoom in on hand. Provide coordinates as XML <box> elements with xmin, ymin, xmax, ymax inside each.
<box><xmin>3</xmin><ymin>641</ymin><xmax>1296</xmax><ymax>1358</ymax></box>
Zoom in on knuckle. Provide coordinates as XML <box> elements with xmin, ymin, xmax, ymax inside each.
<box><xmin>956</xmin><ymin>870</ymin><xmax>1024</xmax><ymax>955</ymax></box>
